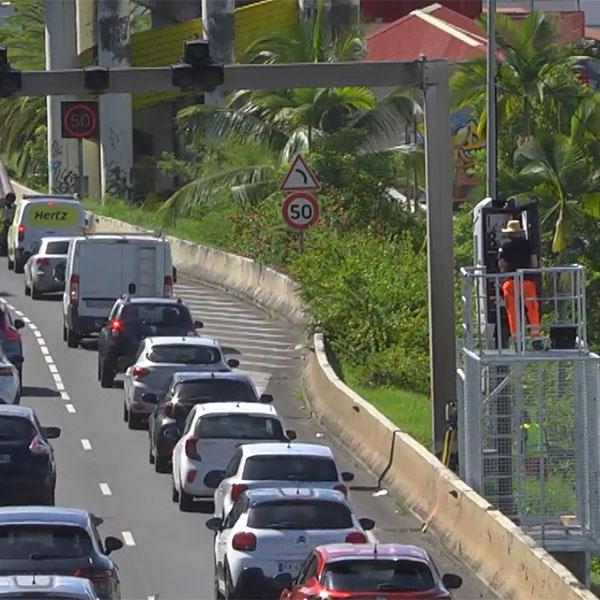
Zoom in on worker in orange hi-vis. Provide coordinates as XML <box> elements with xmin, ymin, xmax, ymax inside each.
<box><xmin>497</xmin><ymin>219</ymin><xmax>541</xmax><ymax>339</ymax></box>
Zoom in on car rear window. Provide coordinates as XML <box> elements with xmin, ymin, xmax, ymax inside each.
<box><xmin>323</xmin><ymin>559</ymin><xmax>435</xmax><ymax>592</ymax></box>
<box><xmin>45</xmin><ymin>241</ymin><xmax>69</xmax><ymax>255</ymax></box>
<box><xmin>121</xmin><ymin>304</ymin><xmax>190</xmax><ymax>326</ymax></box>
<box><xmin>0</xmin><ymin>417</ymin><xmax>35</xmax><ymax>442</ymax></box>
<box><xmin>242</xmin><ymin>456</ymin><xmax>338</xmax><ymax>481</ymax></box>
<box><xmin>148</xmin><ymin>345</ymin><xmax>221</xmax><ymax>365</ymax></box>
<box><xmin>0</xmin><ymin>525</ymin><xmax>93</xmax><ymax>559</ymax></box>
<box><xmin>175</xmin><ymin>380</ymin><xmax>255</xmax><ymax>402</ymax></box>
<box><xmin>195</xmin><ymin>415</ymin><xmax>284</xmax><ymax>440</ymax></box>
<box><xmin>247</xmin><ymin>500</ymin><xmax>352</xmax><ymax>529</ymax></box>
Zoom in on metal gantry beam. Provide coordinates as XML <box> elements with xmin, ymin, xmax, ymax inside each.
<box><xmin>7</xmin><ymin>59</ymin><xmax>454</xmax><ymax>454</ymax></box>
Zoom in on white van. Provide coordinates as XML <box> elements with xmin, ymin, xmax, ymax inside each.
<box><xmin>7</xmin><ymin>195</ymin><xmax>86</xmax><ymax>273</ymax></box>
<box><xmin>62</xmin><ymin>233</ymin><xmax>175</xmax><ymax>347</ymax></box>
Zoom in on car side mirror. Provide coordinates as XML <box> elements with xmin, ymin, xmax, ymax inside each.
<box><xmin>104</xmin><ymin>536</ymin><xmax>124</xmax><ymax>555</ymax></box>
<box><xmin>172</xmin><ymin>267</ymin><xmax>178</xmax><ymax>284</ymax></box>
<box><xmin>204</xmin><ymin>469</ymin><xmax>226</xmax><ymax>489</ymax></box>
<box><xmin>42</xmin><ymin>426</ymin><xmax>61</xmax><ymax>440</ymax></box>
<box><xmin>442</xmin><ymin>574</ymin><xmax>463</xmax><ymax>590</ymax></box>
<box><xmin>227</xmin><ymin>358</ymin><xmax>240</xmax><ymax>368</ymax></box>
<box><xmin>164</xmin><ymin>403</ymin><xmax>174</xmax><ymax>418</ymax></box>
<box><xmin>285</xmin><ymin>430</ymin><xmax>297</xmax><ymax>442</ymax></box>
<box><xmin>194</xmin><ymin>320</ymin><xmax>203</xmax><ymax>329</ymax></box>
<box><xmin>13</xmin><ymin>319</ymin><xmax>25</xmax><ymax>329</ymax></box>
<box><xmin>358</xmin><ymin>517</ymin><xmax>375</xmax><ymax>531</ymax></box>
<box><xmin>205</xmin><ymin>517</ymin><xmax>223</xmax><ymax>532</ymax></box>
<box><xmin>142</xmin><ymin>392</ymin><xmax>157</xmax><ymax>404</ymax></box>
<box><xmin>341</xmin><ymin>471</ymin><xmax>354</xmax><ymax>483</ymax></box>
<box><xmin>128</xmin><ymin>283</ymin><xmax>136</xmax><ymax>295</ymax></box>
<box><xmin>273</xmin><ymin>572</ymin><xmax>293</xmax><ymax>590</ymax></box>
<box><xmin>259</xmin><ymin>393</ymin><xmax>273</xmax><ymax>404</ymax></box>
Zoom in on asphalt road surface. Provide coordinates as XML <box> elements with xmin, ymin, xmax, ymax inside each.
<box><xmin>0</xmin><ymin>262</ymin><xmax>495</xmax><ymax>600</ymax></box>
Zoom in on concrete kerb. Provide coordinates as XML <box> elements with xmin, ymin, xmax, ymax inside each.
<box><xmin>304</xmin><ymin>332</ymin><xmax>596</xmax><ymax>600</ymax></box>
<box><xmin>10</xmin><ymin>182</ymin><xmax>596</xmax><ymax>599</ymax></box>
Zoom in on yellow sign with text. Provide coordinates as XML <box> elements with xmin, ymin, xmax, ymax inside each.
<box><xmin>25</xmin><ymin>203</ymin><xmax>82</xmax><ymax>228</ymax></box>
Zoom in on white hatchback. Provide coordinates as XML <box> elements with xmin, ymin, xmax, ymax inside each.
<box><xmin>207</xmin><ymin>487</ymin><xmax>375</xmax><ymax>599</ymax></box>
<box><xmin>209</xmin><ymin>443</ymin><xmax>355</xmax><ymax>520</ymax></box>
<box><xmin>171</xmin><ymin>403</ymin><xmax>292</xmax><ymax>511</ymax></box>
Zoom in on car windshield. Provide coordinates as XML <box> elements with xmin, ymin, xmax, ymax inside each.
<box><xmin>121</xmin><ymin>304</ymin><xmax>189</xmax><ymax>327</ymax></box>
<box><xmin>322</xmin><ymin>559</ymin><xmax>435</xmax><ymax>592</ymax></box>
<box><xmin>175</xmin><ymin>380</ymin><xmax>255</xmax><ymax>402</ymax></box>
<box><xmin>247</xmin><ymin>500</ymin><xmax>352</xmax><ymax>529</ymax></box>
<box><xmin>148</xmin><ymin>345</ymin><xmax>221</xmax><ymax>365</ymax></box>
<box><xmin>45</xmin><ymin>241</ymin><xmax>70</xmax><ymax>254</ymax></box>
<box><xmin>0</xmin><ymin>525</ymin><xmax>93</xmax><ymax>559</ymax></box>
<box><xmin>0</xmin><ymin>416</ymin><xmax>35</xmax><ymax>442</ymax></box>
<box><xmin>195</xmin><ymin>415</ymin><xmax>284</xmax><ymax>440</ymax></box>
<box><xmin>242</xmin><ymin>456</ymin><xmax>338</xmax><ymax>481</ymax></box>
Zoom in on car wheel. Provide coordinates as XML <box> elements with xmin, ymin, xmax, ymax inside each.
<box><xmin>62</xmin><ymin>325</ymin><xmax>67</xmax><ymax>342</ymax></box>
<box><xmin>148</xmin><ymin>444</ymin><xmax>155</xmax><ymax>465</ymax></box>
<box><xmin>31</xmin><ymin>284</ymin><xmax>42</xmax><ymax>300</ymax></box>
<box><xmin>99</xmin><ymin>358</ymin><xmax>115</xmax><ymax>388</ymax></box>
<box><xmin>123</xmin><ymin>403</ymin><xmax>129</xmax><ymax>423</ymax></box>
<box><xmin>7</xmin><ymin>256</ymin><xmax>13</xmax><ymax>270</ymax></box>
<box><xmin>128</xmin><ymin>411</ymin><xmax>141</xmax><ymax>430</ymax></box>
<box><xmin>154</xmin><ymin>453</ymin><xmax>169</xmax><ymax>473</ymax></box>
<box><xmin>14</xmin><ymin>258</ymin><xmax>24</xmax><ymax>274</ymax></box>
<box><xmin>66</xmin><ymin>327</ymin><xmax>79</xmax><ymax>349</ymax></box>
<box><xmin>44</xmin><ymin>488</ymin><xmax>56</xmax><ymax>506</ymax></box>
<box><xmin>225</xmin><ymin>565</ymin><xmax>238</xmax><ymax>600</ymax></box>
<box><xmin>179</xmin><ymin>489</ymin><xmax>194</xmax><ymax>512</ymax></box>
<box><xmin>214</xmin><ymin>560</ymin><xmax>224</xmax><ymax>600</ymax></box>
<box><xmin>24</xmin><ymin>281</ymin><xmax>31</xmax><ymax>296</ymax></box>
<box><xmin>171</xmin><ymin>478</ymin><xmax>179</xmax><ymax>503</ymax></box>
<box><xmin>17</xmin><ymin>366</ymin><xmax>22</xmax><ymax>397</ymax></box>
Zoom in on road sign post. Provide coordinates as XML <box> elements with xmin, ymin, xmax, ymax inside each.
<box><xmin>60</xmin><ymin>101</ymin><xmax>99</xmax><ymax>198</ymax></box>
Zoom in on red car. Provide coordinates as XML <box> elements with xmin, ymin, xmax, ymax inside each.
<box><xmin>277</xmin><ymin>543</ymin><xmax>462</xmax><ymax>599</ymax></box>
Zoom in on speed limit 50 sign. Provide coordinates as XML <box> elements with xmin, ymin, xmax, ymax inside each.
<box><xmin>282</xmin><ymin>191</ymin><xmax>320</xmax><ymax>230</ymax></box>
<box><xmin>61</xmin><ymin>101</ymin><xmax>99</xmax><ymax>139</ymax></box>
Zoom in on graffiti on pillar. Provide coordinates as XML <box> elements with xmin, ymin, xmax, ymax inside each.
<box><xmin>49</xmin><ymin>140</ymin><xmax>78</xmax><ymax>194</ymax></box>
<box><xmin>106</xmin><ymin>161</ymin><xmax>131</xmax><ymax>198</ymax></box>
<box><xmin>98</xmin><ymin>1</ymin><xmax>131</xmax><ymax>63</ymax></box>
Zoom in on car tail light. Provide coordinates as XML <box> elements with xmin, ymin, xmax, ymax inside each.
<box><xmin>230</xmin><ymin>483</ymin><xmax>247</xmax><ymax>502</ymax></box>
<box><xmin>29</xmin><ymin>434</ymin><xmax>52</xmax><ymax>456</ymax></box>
<box><xmin>334</xmin><ymin>483</ymin><xmax>348</xmax><ymax>496</ymax></box>
<box><xmin>73</xmin><ymin>567</ymin><xmax>115</xmax><ymax>581</ymax></box>
<box><xmin>132</xmin><ymin>366</ymin><xmax>148</xmax><ymax>379</ymax></box>
<box><xmin>185</xmin><ymin>437</ymin><xmax>201</xmax><ymax>460</ymax></box>
<box><xmin>69</xmin><ymin>274</ymin><xmax>79</xmax><ymax>306</ymax></box>
<box><xmin>17</xmin><ymin>224</ymin><xmax>25</xmax><ymax>242</ymax></box>
<box><xmin>35</xmin><ymin>257</ymin><xmax>49</xmax><ymax>266</ymax></box>
<box><xmin>164</xmin><ymin>275</ymin><xmax>173</xmax><ymax>297</ymax></box>
<box><xmin>0</xmin><ymin>317</ymin><xmax>19</xmax><ymax>342</ymax></box>
<box><xmin>110</xmin><ymin>319</ymin><xmax>123</xmax><ymax>338</ymax></box>
<box><xmin>345</xmin><ymin>531</ymin><xmax>368</xmax><ymax>544</ymax></box>
<box><xmin>232</xmin><ymin>532</ymin><xmax>256</xmax><ymax>551</ymax></box>
<box><xmin>0</xmin><ymin>366</ymin><xmax>13</xmax><ymax>376</ymax></box>
<box><xmin>186</xmin><ymin>469</ymin><xmax>197</xmax><ymax>483</ymax></box>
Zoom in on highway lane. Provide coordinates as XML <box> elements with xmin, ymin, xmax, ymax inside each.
<box><xmin>0</xmin><ymin>262</ymin><xmax>495</xmax><ymax>600</ymax></box>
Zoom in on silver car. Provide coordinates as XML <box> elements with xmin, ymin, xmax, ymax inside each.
<box><xmin>122</xmin><ymin>336</ymin><xmax>240</xmax><ymax>429</ymax></box>
<box><xmin>24</xmin><ymin>236</ymin><xmax>72</xmax><ymax>299</ymax></box>
<box><xmin>0</xmin><ymin>575</ymin><xmax>98</xmax><ymax>599</ymax></box>
<box><xmin>0</xmin><ymin>345</ymin><xmax>19</xmax><ymax>405</ymax></box>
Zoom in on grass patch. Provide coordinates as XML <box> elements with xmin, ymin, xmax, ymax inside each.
<box><xmin>84</xmin><ymin>196</ymin><xmax>234</xmax><ymax>248</ymax></box>
<box><xmin>341</xmin><ymin>363</ymin><xmax>431</xmax><ymax>448</ymax></box>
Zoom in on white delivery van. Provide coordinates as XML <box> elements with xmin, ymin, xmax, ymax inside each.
<box><xmin>7</xmin><ymin>195</ymin><xmax>86</xmax><ymax>273</ymax></box>
<box><xmin>62</xmin><ymin>233</ymin><xmax>175</xmax><ymax>347</ymax></box>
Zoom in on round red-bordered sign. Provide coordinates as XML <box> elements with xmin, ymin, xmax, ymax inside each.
<box><xmin>282</xmin><ymin>192</ymin><xmax>320</xmax><ymax>230</ymax></box>
<box><xmin>62</xmin><ymin>103</ymin><xmax>98</xmax><ymax>139</ymax></box>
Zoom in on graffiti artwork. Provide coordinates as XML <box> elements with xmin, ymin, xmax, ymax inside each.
<box><xmin>451</xmin><ymin>108</ymin><xmax>485</xmax><ymax>199</ymax></box>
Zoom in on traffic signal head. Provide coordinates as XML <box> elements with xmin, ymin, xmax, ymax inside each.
<box><xmin>171</xmin><ymin>39</ymin><xmax>224</xmax><ymax>92</ymax></box>
<box><xmin>184</xmin><ymin>40</ymin><xmax>210</xmax><ymax>67</ymax></box>
<box><xmin>0</xmin><ymin>46</ymin><xmax>22</xmax><ymax>97</ymax></box>
<box><xmin>84</xmin><ymin>66</ymin><xmax>110</xmax><ymax>93</ymax></box>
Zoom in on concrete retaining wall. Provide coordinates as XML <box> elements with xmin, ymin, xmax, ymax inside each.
<box><xmin>11</xmin><ymin>180</ymin><xmax>596</xmax><ymax>599</ymax></box>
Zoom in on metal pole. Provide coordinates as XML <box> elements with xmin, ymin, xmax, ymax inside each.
<box><xmin>77</xmin><ymin>137</ymin><xmax>84</xmax><ymax>198</ymax></box>
<box><xmin>422</xmin><ymin>60</ymin><xmax>456</xmax><ymax>455</ymax></box>
<box><xmin>299</xmin><ymin>230</ymin><xmax>305</xmax><ymax>253</ymax></box>
<box><xmin>487</xmin><ymin>0</ymin><xmax>498</xmax><ymax>203</ymax></box>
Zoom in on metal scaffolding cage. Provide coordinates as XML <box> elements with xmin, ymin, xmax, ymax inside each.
<box><xmin>458</xmin><ymin>266</ymin><xmax>600</xmax><ymax>552</ymax></box>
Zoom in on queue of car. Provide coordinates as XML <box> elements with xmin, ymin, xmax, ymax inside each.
<box><xmin>0</xmin><ymin>193</ymin><xmax>464</xmax><ymax>599</ymax></box>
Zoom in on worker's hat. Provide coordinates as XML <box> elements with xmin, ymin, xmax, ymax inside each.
<box><xmin>502</xmin><ymin>219</ymin><xmax>525</xmax><ymax>234</ymax></box>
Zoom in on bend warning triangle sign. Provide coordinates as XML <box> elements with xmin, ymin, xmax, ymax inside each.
<box><xmin>280</xmin><ymin>154</ymin><xmax>321</xmax><ymax>191</ymax></box>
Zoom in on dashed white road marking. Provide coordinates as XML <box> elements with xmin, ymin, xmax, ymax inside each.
<box><xmin>14</xmin><ymin>309</ymin><xmax>23</xmax><ymax>316</ymax></box>
<box><xmin>52</xmin><ymin>374</ymin><xmax>62</xmax><ymax>383</ymax></box>
<box><xmin>99</xmin><ymin>483</ymin><xmax>112</xmax><ymax>496</ymax></box>
<box><xmin>23</xmin><ymin>318</ymin><xmax>32</xmax><ymax>325</ymax></box>
<box><xmin>60</xmin><ymin>391</ymin><xmax>70</xmax><ymax>401</ymax></box>
<box><xmin>55</xmin><ymin>381</ymin><xmax>65</xmax><ymax>391</ymax></box>
<box><xmin>48</xmin><ymin>365</ymin><xmax>58</xmax><ymax>374</ymax></box>
<box><xmin>5</xmin><ymin>303</ymin><xmax>14</xmax><ymax>310</ymax></box>
<box><xmin>81</xmin><ymin>439</ymin><xmax>92</xmax><ymax>451</ymax></box>
<box><xmin>40</xmin><ymin>345</ymin><xmax>49</xmax><ymax>355</ymax></box>
<box><xmin>121</xmin><ymin>531</ymin><xmax>136</xmax><ymax>546</ymax></box>
<box><xmin>65</xmin><ymin>404</ymin><xmax>76</xmax><ymax>414</ymax></box>
<box><xmin>33</xmin><ymin>330</ymin><xmax>42</xmax><ymax>338</ymax></box>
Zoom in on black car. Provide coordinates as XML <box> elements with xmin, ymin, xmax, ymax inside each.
<box><xmin>0</xmin><ymin>405</ymin><xmax>60</xmax><ymax>506</ymax></box>
<box><xmin>0</xmin><ymin>506</ymin><xmax>123</xmax><ymax>599</ymax></box>
<box><xmin>148</xmin><ymin>371</ymin><xmax>273</xmax><ymax>473</ymax></box>
<box><xmin>97</xmin><ymin>296</ymin><xmax>202</xmax><ymax>388</ymax></box>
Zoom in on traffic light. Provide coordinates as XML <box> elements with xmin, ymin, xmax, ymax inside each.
<box><xmin>84</xmin><ymin>66</ymin><xmax>110</xmax><ymax>94</ymax></box>
<box><xmin>0</xmin><ymin>46</ymin><xmax>22</xmax><ymax>97</ymax></box>
<box><xmin>171</xmin><ymin>40</ymin><xmax>224</xmax><ymax>92</ymax></box>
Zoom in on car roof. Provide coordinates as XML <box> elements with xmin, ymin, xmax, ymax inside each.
<box><xmin>191</xmin><ymin>402</ymin><xmax>278</xmax><ymax>417</ymax></box>
<box><xmin>0</xmin><ymin>405</ymin><xmax>34</xmax><ymax>419</ymax></box>
<box><xmin>147</xmin><ymin>336</ymin><xmax>219</xmax><ymax>347</ymax></box>
<box><xmin>0</xmin><ymin>575</ymin><xmax>95</xmax><ymax>595</ymax></box>
<box><xmin>0</xmin><ymin>506</ymin><xmax>91</xmax><ymax>528</ymax></box>
<box><xmin>21</xmin><ymin>196</ymin><xmax>79</xmax><ymax>205</ymax></box>
<box><xmin>244</xmin><ymin>487</ymin><xmax>347</xmax><ymax>505</ymax></box>
<box><xmin>40</xmin><ymin>236</ymin><xmax>76</xmax><ymax>244</ymax></box>
<box><xmin>240</xmin><ymin>442</ymin><xmax>334</xmax><ymax>458</ymax></box>
<box><xmin>316</xmin><ymin>543</ymin><xmax>431</xmax><ymax>563</ymax></box>
<box><xmin>171</xmin><ymin>371</ymin><xmax>251</xmax><ymax>384</ymax></box>
<box><xmin>124</xmin><ymin>297</ymin><xmax>184</xmax><ymax>305</ymax></box>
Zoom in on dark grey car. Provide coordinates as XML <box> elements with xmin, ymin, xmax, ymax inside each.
<box><xmin>0</xmin><ymin>307</ymin><xmax>24</xmax><ymax>390</ymax></box>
